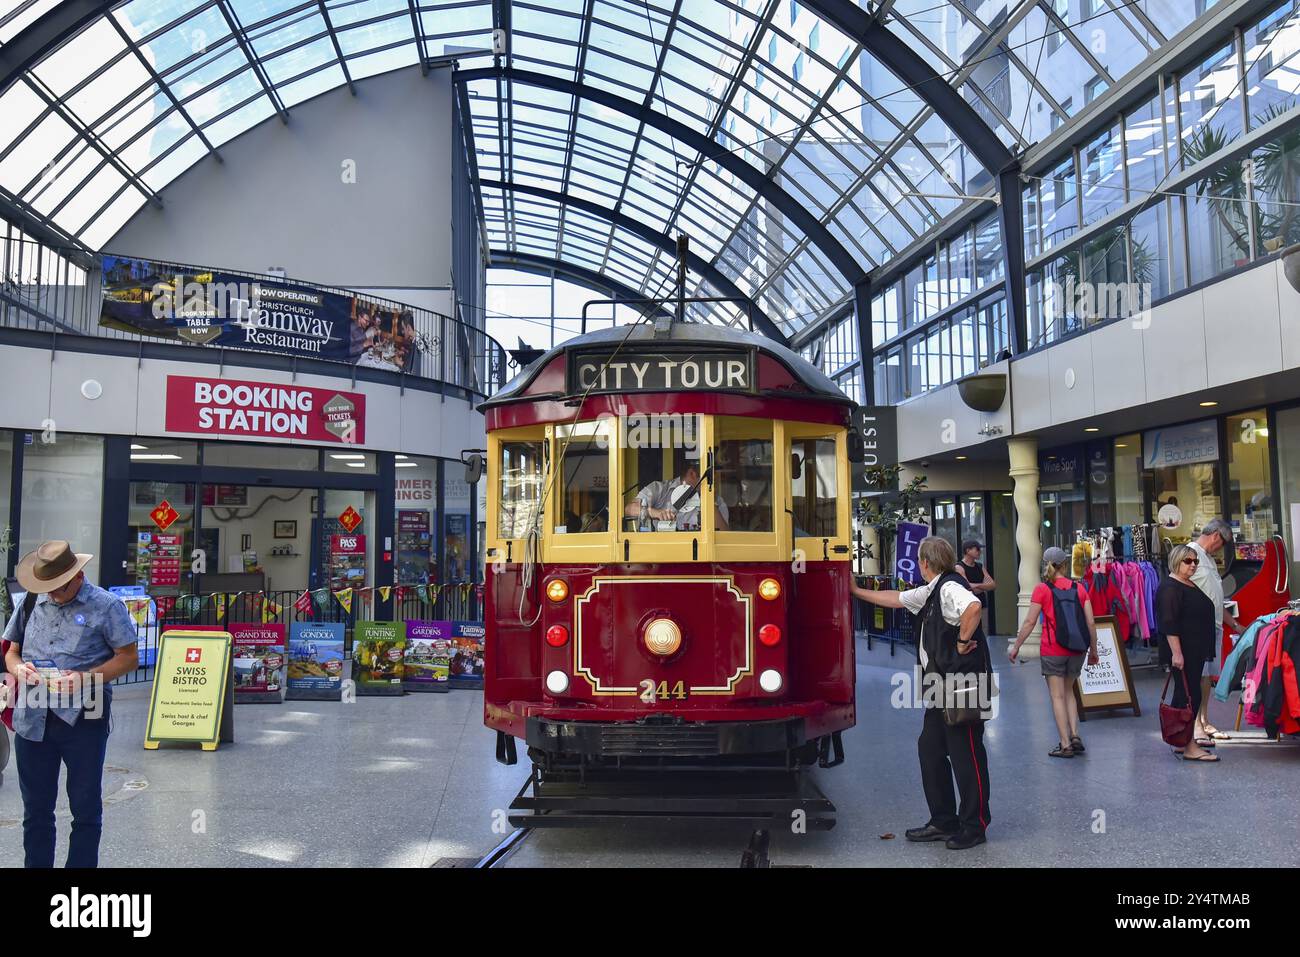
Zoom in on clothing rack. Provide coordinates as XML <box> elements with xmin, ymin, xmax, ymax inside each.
<box><xmin>1072</xmin><ymin>526</ymin><xmax>1165</xmax><ymax>669</ymax></box>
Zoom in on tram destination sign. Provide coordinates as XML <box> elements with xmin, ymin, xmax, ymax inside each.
<box><xmin>567</xmin><ymin>349</ymin><xmax>754</xmax><ymax>395</ymax></box>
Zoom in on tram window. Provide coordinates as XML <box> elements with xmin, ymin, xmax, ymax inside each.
<box><xmin>716</xmin><ymin>417</ymin><xmax>773</xmax><ymax>532</ymax></box>
<box><xmin>622</xmin><ymin>414</ymin><xmax>715</xmax><ymax>531</ymax></box>
<box><xmin>498</xmin><ymin>440</ymin><xmax>545</xmax><ymax>539</ymax></box>
<box><xmin>555</xmin><ymin>420</ymin><xmax>610</xmax><ymax>534</ymax></box>
<box><xmin>791</xmin><ymin>437</ymin><xmax>838</xmax><ymax>538</ymax></box>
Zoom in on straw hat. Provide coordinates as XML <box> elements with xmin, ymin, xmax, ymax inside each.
<box><xmin>16</xmin><ymin>541</ymin><xmax>93</xmax><ymax>594</ymax></box>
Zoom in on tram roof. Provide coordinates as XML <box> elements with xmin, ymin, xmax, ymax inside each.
<box><xmin>481</xmin><ymin>321</ymin><xmax>852</xmax><ymax>410</ymax></box>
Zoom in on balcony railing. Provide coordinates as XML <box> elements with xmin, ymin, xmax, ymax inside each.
<box><xmin>0</xmin><ymin>235</ymin><xmax>510</xmax><ymax>397</ymax></box>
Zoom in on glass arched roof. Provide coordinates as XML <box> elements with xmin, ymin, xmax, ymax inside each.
<box><xmin>0</xmin><ymin>0</ymin><xmax>1214</xmax><ymax>337</ymax></box>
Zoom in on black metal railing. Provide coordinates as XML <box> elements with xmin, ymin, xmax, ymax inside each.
<box><xmin>0</xmin><ymin>236</ymin><xmax>510</xmax><ymax>396</ymax></box>
<box><xmin>117</xmin><ymin>584</ymin><xmax>482</xmax><ymax>685</ymax></box>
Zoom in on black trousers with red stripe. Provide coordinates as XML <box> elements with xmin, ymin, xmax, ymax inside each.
<box><xmin>918</xmin><ymin>706</ymin><xmax>991</xmax><ymax>834</ymax></box>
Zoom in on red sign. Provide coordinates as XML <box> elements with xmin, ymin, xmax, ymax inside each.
<box><xmin>338</xmin><ymin>505</ymin><xmax>362</xmax><ymax>533</ymax></box>
<box><xmin>330</xmin><ymin>534</ymin><xmax>365</xmax><ymax>555</ymax></box>
<box><xmin>151</xmin><ymin>500</ymin><xmax>179</xmax><ymax>531</ymax></box>
<box><xmin>165</xmin><ymin>375</ymin><xmax>366</xmax><ymax>444</ymax></box>
<box><xmin>186</xmin><ymin>647</ymin><xmax>203</xmax><ymax>663</ymax></box>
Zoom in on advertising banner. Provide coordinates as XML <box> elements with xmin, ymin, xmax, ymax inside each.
<box><xmin>286</xmin><ymin>621</ymin><xmax>346</xmax><ymax>700</ymax></box>
<box><xmin>354</xmin><ymin>620</ymin><xmax>406</xmax><ymax>695</ymax></box>
<box><xmin>100</xmin><ymin>255</ymin><xmax>418</xmax><ymax>371</ymax></box>
<box><xmin>449</xmin><ymin>621</ymin><xmax>485</xmax><ymax>686</ymax></box>
<box><xmin>895</xmin><ymin>521</ymin><xmax>929</xmax><ymax>586</ymax></box>
<box><xmin>165</xmin><ymin>375</ymin><xmax>366</xmax><ymax>444</ymax></box>
<box><xmin>229</xmin><ymin>622</ymin><xmax>287</xmax><ymax>703</ymax></box>
<box><xmin>144</xmin><ymin>630</ymin><xmax>234</xmax><ymax>751</ymax></box>
<box><xmin>403</xmin><ymin>620</ymin><xmax>451</xmax><ymax>692</ymax></box>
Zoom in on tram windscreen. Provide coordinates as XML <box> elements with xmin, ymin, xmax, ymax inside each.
<box><xmin>498</xmin><ymin>440</ymin><xmax>545</xmax><ymax>539</ymax></box>
<box><xmin>622</xmin><ymin>414</ymin><xmax>717</xmax><ymax>531</ymax></box>
<box><xmin>791</xmin><ymin>437</ymin><xmax>838</xmax><ymax>538</ymax></box>
<box><xmin>556</xmin><ymin>420</ymin><xmax>610</xmax><ymax>534</ymax></box>
<box><xmin>715</xmin><ymin>417</ymin><xmax>773</xmax><ymax>532</ymax></box>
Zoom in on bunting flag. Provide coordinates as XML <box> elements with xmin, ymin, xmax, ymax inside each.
<box><xmin>177</xmin><ymin>594</ymin><xmax>203</xmax><ymax>621</ymax></box>
<box><xmin>394</xmin><ymin>585</ymin><xmax>406</xmax><ymax>603</ymax></box>
<box><xmin>262</xmin><ymin>598</ymin><xmax>282</xmax><ymax>623</ymax></box>
<box><xmin>154</xmin><ymin>595</ymin><xmax>177</xmax><ymax>619</ymax></box>
<box><xmin>294</xmin><ymin>590</ymin><xmax>314</xmax><ymax>616</ymax></box>
<box><xmin>334</xmin><ymin>588</ymin><xmax>353</xmax><ymax>614</ymax></box>
<box><xmin>213</xmin><ymin>593</ymin><xmax>228</xmax><ymax>622</ymax></box>
<box><xmin>416</xmin><ymin>584</ymin><xmax>429</xmax><ymax>604</ymax></box>
<box><xmin>459</xmin><ymin>582</ymin><xmax>474</xmax><ymax>598</ymax></box>
<box><xmin>378</xmin><ymin>585</ymin><xmax>391</xmax><ymax>602</ymax></box>
<box><xmin>312</xmin><ymin>588</ymin><xmax>332</xmax><ymax>616</ymax></box>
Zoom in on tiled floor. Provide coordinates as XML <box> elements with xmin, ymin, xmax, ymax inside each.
<box><xmin>1</xmin><ymin>639</ymin><xmax>1294</xmax><ymax>868</ymax></box>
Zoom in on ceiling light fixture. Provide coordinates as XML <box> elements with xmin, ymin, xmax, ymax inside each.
<box><xmin>1199</xmin><ymin>401</ymin><xmax>1218</xmax><ymax>407</ymax></box>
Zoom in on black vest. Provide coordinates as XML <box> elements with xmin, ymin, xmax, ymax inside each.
<box><xmin>917</xmin><ymin>572</ymin><xmax>992</xmax><ymax>679</ymax></box>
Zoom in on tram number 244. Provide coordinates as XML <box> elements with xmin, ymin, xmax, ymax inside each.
<box><xmin>639</xmin><ymin>679</ymin><xmax>687</xmax><ymax>703</ymax></box>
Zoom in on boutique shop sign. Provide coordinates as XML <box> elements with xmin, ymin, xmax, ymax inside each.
<box><xmin>1143</xmin><ymin>419</ymin><xmax>1219</xmax><ymax>468</ymax></box>
<box><xmin>165</xmin><ymin>375</ymin><xmax>366</xmax><ymax>444</ymax></box>
<box><xmin>100</xmin><ymin>255</ymin><xmax>418</xmax><ymax>372</ymax></box>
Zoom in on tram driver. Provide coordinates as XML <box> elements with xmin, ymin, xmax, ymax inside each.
<box><xmin>625</xmin><ymin>464</ymin><xmax>729</xmax><ymax>531</ymax></box>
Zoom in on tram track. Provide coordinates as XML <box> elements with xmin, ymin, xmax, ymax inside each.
<box><xmin>472</xmin><ymin>826</ymin><xmax>534</xmax><ymax>867</ymax></box>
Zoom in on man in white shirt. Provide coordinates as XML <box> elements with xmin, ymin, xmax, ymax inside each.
<box><xmin>1188</xmin><ymin>518</ymin><xmax>1244</xmax><ymax>745</ymax></box>
<box><xmin>625</xmin><ymin>464</ymin><xmax>729</xmax><ymax>531</ymax></box>
<box><xmin>851</xmin><ymin>535</ymin><xmax>990</xmax><ymax>850</ymax></box>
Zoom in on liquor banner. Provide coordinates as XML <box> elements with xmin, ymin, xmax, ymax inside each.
<box><xmin>165</xmin><ymin>375</ymin><xmax>366</xmax><ymax>444</ymax></box>
<box><xmin>229</xmin><ymin>622</ymin><xmax>287</xmax><ymax>703</ymax></box>
<box><xmin>895</xmin><ymin>521</ymin><xmax>929</xmax><ymax>586</ymax></box>
<box><xmin>353</xmin><ymin>620</ymin><xmax>406</xmax><ymax>696</ymax></box>
<box><xmin>403</xmin><ymin>620</ymin><xmax>451</xmax><ymax>692</ymax></box>
<box><xmin>449</xmin><ymin>621</ymin><xmax>485</xmax><ymax>687</ymax></box>
<box><xmin>101</xmin><ymin>255</ymin><xmax>418</xmax><ymax>371</ymax></box>
<box><xmin>286</xmin><ymin>621</ymin><xmax>346</xmax><ymax>700</ymax></box>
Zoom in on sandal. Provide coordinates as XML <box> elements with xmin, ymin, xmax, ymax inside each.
<box><xmin>1175</xmin><ymin>751</ymin><xmax>1220</xmax><ymax>762</ymax></box>
<box><xmin>1194</xmin><ymin>738</ymin><xmax>1217</xmax><ymax>748</ymax></box>
<box><xmin>1069</xmin><ymin>735</ymin><xmax>1086</xmax><ymax>753</ymax></box>
<box><xmin>1049</xmin><ymin>744</ymin><xmax>1075</xmax><ymax>759</ymax></box>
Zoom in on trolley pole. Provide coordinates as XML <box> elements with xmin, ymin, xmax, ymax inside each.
<box><xmin>676</xmin><ymin>233</ymin><xmax>688</xmax><ymax>324</ymax></box>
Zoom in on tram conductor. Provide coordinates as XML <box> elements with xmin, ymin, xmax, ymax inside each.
<box><xmin>850</xmin><ymin>535</ymin><xmax>993</xmax><ymax>850</ymax></box>
<box><xmin>625</xmin><ymin>463</ymin><xmax>729</xmax><ymax>530</ymax></box>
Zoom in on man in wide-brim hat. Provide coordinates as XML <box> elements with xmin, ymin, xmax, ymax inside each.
<box><xmin>3</xmin><ymin>540</ymin><xmax>139</xmax><ymax>868</ymax></box>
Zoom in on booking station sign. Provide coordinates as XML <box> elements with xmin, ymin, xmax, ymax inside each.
<box><xmin>164</xmin><ymin>374</ymin><xmax>366</xmax><ymax>444</ymax></box>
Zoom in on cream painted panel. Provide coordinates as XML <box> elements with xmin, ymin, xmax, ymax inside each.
<box><xmin>1201</xmin><ymin>266</ymin><xmax>1283</xmax><ymax>387</ymax></box>
<box><xmin>1046</xmin><ymin>332</ymin><xmax>1095</xmax><ymax>426</ymax></box>
<box><xmin>1278</xmin><ymin>258</ymin><xmax>1300</xmax><ymax>369</ymax></box>
<box><xmin>398</xmin><ymin>389</ymin><xmax>450</xmax><ymax>458</ymax></box>
<box><xmin>48</xmin><ymin>352</ymin><xmax>142</xmax><ymax>436</ymax></box>
<box><xmin>895</xmin><ymin>386</ymin><xmax>954</xmax><ymax>462</ymax></box>
<box><xmin>1010</xmin><ymin>350</ymin><xmax>1052</xmax><ymax>433</ymax></box>
<box><xmin>1141</xmin><ymin>290</ymin><xmax>1209</xmax><ymax>401</ymax></box>
<box><xmin>1088</xmin><ymin>319</ymin><xmax>1147</xmax><ymax>415</ymax></box>
<box><xmin>0</xmin><ymin>345</ymin><xmax>53</xmax><ymax>430</ymax></box>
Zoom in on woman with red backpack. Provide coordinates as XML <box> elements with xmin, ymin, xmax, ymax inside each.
<box><xmin>1009</xmin><ymin>546</ymin><xmax>1100</xmax><ymax>758</ymax></box>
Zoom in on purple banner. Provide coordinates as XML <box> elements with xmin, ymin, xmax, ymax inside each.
<box><xmin>895</xmin><ymin>522</ymin><xmax>929</xmax><ymax>586</ymax></box>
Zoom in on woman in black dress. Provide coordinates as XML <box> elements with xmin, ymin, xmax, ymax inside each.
<box><xmin>1156</xmin><ymin>544</ymin><xmax>1219</xmax><ymax>762</ymax></box>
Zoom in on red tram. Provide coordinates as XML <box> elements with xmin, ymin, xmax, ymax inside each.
<box><xmin>481</xmin><ymin>322</ymin><xmax>859</xmax><ymax>825</ymax></box>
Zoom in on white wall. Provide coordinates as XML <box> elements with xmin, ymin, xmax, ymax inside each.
<box><xmin>0</xmin><ymin>341</ymin><xmax>484</xmax><ymax>459</ymax></box>
<box><xmin>105</xmin><ymin>66</ymin><xmax>453</xmax><ymax>293</ymax></box>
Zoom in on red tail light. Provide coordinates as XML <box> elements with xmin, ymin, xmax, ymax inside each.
<box><xmin>545</xmin><ymin>624</ymin><xmax>569</xmax><ymax>647</ymax></box>
<box><xmin>758</xmin><ymin>624</ymin><xmax>781</xmax><ymax>647</ymax></box>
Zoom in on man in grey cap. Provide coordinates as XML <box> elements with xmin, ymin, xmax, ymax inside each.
<box><xmin>1187</xmin><ymin>519</ymin><xmax>1244</xmax><ymax>746</ymax></box>
<box><xmin>3</xmin><ymin>541</ymin><xmax>139</xmax><ymax>867</ymax></box>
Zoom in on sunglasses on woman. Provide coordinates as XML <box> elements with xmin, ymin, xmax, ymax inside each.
<box><xmin>1181</xmin><ymin>557</ymin><xmax>1198</xmax><ymax>565</ymax></box>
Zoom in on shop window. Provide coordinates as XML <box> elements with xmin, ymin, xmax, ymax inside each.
<box><xmin>128</xmin><ymin>481</ymin><xmax>195</xmax><ymax>595</ymax></box>
<box><xmin>204</xmin><ymin>486</ymin><xmax>313</xmax><ymax>593</ymax></box>
<box><xmin>443</xmin><ymin>467</ymin><xmax>473</xmax><ymax>581</ymax></box>
<box><xmin>203</xmin><ymin>442</ymin><xmax>319</xmax><ymax>471</ymax></box>
<box><xmin>321</xmin><ymin>489</ymin><xmax>373</xmax><ymax>594</ymax></box>
<box><xmin>1145</xmin><ymin>420</ymin><xmax>1221</xmax><ymax>545</ymax></box>
<box><xmin>394</xmin><ymin>454</ymin><xmax>437</xmax><ymax>585</ymax></box>
<box><xmin>20</xmin><ymin>433</ymin><xmax>103</xmax><ymax>583</ymax></box>
<box><xmin>933</xmin><ymin>498</ymin><xmax>958</xmax><ymax>550</ymax></box>
<box><xmin>555</xmin><ymin>420</ymin><xmax>611</xmax><ymax>534</ymax></box>
<box><xmin>129</xmin><ymin>438</ymin><xmax>198</xmax><ymax>464</ymax></box>
<box><xmin>790</xmin><ymin>436</ymin><xmax>838</xmax><ymax>538</ymax></box>
<box><xmin>325</xmin><ymin>451</ymin><xmax>377</xmax><ymax>474</ymax></box>
<box><xmin>715</xmin><ymin>417</ymin><xmax>773</xmax><ymax>533</ymax></box>
<box><xmin>497</xmin><ymin>439</ymin><xmax>545</xmax><ymax>540</ymax></box>
<box><xmin>1113</xmin><ymin>433</ymin><xmax>1144</xmax><ymax>526</ymax></box>
<box><xmin>0</xmin><ymin>433</ymin><xmax>12</xmax><ymax>581</ymax></box>
<box><xmin>1226</xmin><ymin>409</ymin><xmax>1274</xmax><ymax>541</ymax></box>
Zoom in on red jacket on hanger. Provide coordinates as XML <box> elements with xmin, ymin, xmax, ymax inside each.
<box><xmin>1083</xmin><ymin>565</ymin><xmax>1131</xmax><ymax>640</ymax></box>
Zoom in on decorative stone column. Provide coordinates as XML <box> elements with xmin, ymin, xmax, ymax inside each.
<box><xmin>1007</xmin><ymin>437</ymin><xmax>1043</xmax><ymax>658</ymax></box>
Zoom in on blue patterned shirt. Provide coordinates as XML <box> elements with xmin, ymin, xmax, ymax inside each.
<box><xmin>4</xmin><ymin>581</ymin><xmax>137</xmax><ymax>741</ymax></box>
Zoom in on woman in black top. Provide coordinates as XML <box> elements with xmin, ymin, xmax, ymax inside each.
<box><xmin>955</xmin><ymin>541</ymin><xmax>996</xmax><ymax>635</ymax></box>
<box><xmin>1157</xmin><ymin>544</ymin><xmax>1219</xmax><ymax>762</ymax></box>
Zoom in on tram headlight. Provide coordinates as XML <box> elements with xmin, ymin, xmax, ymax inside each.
<box><xmin>759</xmin><ymin>669</ymin><xmax>783</xmax><ymax>693</ymax></box>
<box><xmin>758</xmin><ymin>624</ymin><xmax>782</xmax><ymax>647</ymax></box>
<box><xmin>545</xmin><ymin>624</ymin><xmax>569</xmax><ymax>647</ymax></box>
<box><xmin>545</xmin><ymin>670</ymin><xmax>570</xmax><ymax>695</ymax></box>
<box><xmin>546</xmin><ymin>579</ymin><xmax>569</xmax><ymax>602</ymax></box>
<box><xmin>643</xmin><ymin>618</ymin><xmax>682</xmax><ymax>657</ymax></box>
<box><xmin>758</xmin><ymin>578</ymin><xmax>781</xmax><ymax>600</ymax></box>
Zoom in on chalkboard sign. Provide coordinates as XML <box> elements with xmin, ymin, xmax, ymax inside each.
<box><xmin>1073</xmin><ymin>616</ymin><xmax>1140</xmax><ymax>719</ymax></box>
